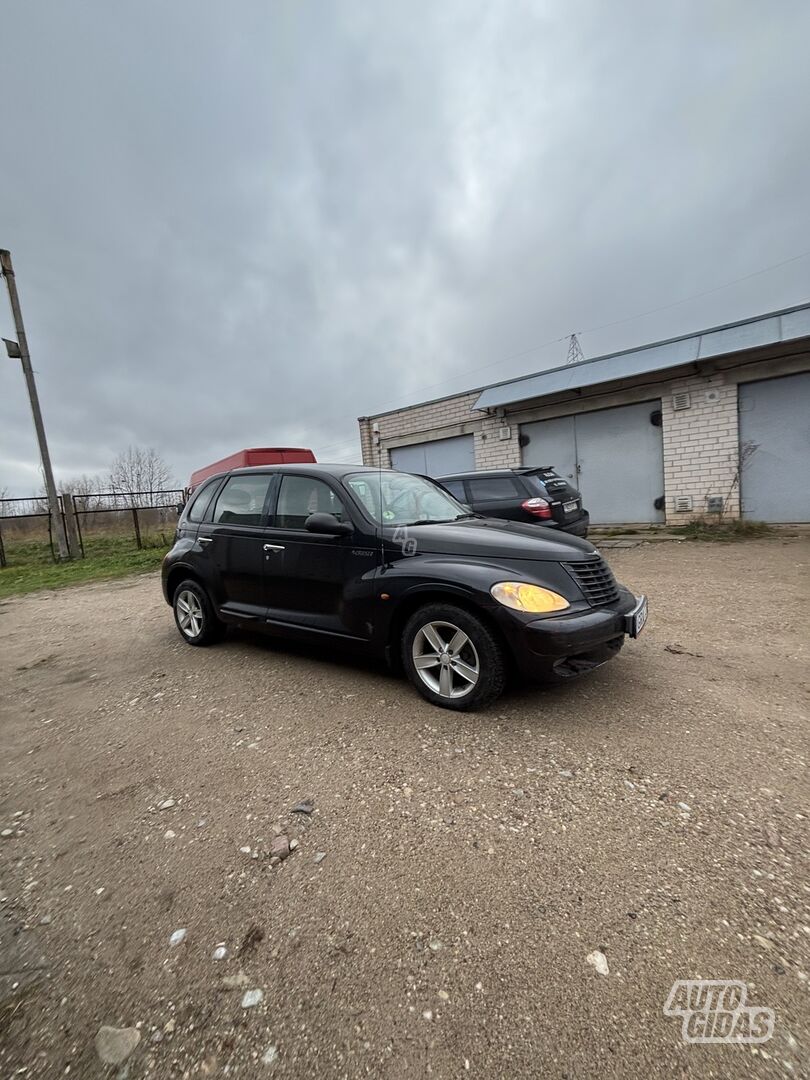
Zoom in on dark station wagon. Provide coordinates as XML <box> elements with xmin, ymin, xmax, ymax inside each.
<box><xmin>162</xmin><ymin>464</ymin><xmax>647</xmax><ymax>710</ymax></box>
<box><xmin>437</xmin><ymin>467</ymin><xmax>590</xmax><ymax>537</ymax></box>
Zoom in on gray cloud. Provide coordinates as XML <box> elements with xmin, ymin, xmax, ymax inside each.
<box><xmin>2</xmin><ymin>0</ymin><xmax>809</xmax><ymax>494</ymax></box>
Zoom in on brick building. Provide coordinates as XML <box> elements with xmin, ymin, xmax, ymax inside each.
<box><xmin>358</xmin><ymin>303</ymin><xmax>810</xmax><ymax>525</ymax></box>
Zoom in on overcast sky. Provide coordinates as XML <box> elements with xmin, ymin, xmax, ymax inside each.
<box><xmin>2</xmin><ymin>1</ymin><xmax>809</xmax><ymax>495</ymax></box>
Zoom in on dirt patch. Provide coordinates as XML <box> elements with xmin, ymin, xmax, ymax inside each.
<box><xmin>1</xmin><ymin>539</ymin><xmax>808</xmax><ymax>1077</ymax></box>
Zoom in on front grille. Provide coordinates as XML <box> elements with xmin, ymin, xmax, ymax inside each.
<box><xmin>563</xmin><ymin>556</ymin><xmax>620</xmax><ymax>607</ymax></box>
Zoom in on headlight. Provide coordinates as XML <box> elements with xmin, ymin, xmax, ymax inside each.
<box><xmin>491</xmin><ymin>581</ymin><xmax>570</xmax><ymax>613</ymax></box>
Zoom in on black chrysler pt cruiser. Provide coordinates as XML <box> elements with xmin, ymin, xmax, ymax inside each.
<box><xmin>162</xmin><ymin>464</ymin><xmax>647</xmax><ymax>710</ymax></box>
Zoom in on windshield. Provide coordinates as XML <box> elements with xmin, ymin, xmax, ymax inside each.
<box><xmin>346</xmin><ymin>471</ymin><xmax>469</xmax><ymax>526</ymax></box>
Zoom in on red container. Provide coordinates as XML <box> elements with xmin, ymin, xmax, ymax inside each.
<box><xmin>189</xmin><ymin>447</ymin><xmax>316</xmax><ymax>491</ymax></box>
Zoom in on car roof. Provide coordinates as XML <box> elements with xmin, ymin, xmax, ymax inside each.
<box><xmin>229</xmin><ymin>462</ymin><xmax>375</xmax><ymax>479</ymax></box>
<box><xmin>436</xmin><ymin>467</ymin><xmax>551</xmax><ymax>480</ymax></box>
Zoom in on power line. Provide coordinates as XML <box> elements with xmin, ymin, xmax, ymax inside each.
<box><xmin>581</xmin><ymin>248</ymin><xmax>810</xmax><ymax>335</ymax></box>
<box><xmin>363</xmin><ymin>332</ymin><xmax>569</xmax><ymax>415</ymax></box>
<box><xmin>366</xmin><ymin>247</ymin><xmax>810</xmax><ymax>414</ymax></box>
<box><xmin>311</xmin><ymin>437</ymin><xmax>361</xmax><ymax>457</ymax></box>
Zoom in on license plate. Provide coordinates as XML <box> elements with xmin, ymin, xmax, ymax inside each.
<box><xmin>625</xmin><ymin>595</ymin><xmax>648</xmax><ymax>638</ymax></box>
<box><xmin>563</xmin><ymin>500</ymin><xmax>578</xmax><ymax>513</ymax></box>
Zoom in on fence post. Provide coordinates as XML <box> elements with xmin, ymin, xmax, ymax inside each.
<box><xmin>132</xmin><ymin>506</ymin><xmax>142</xmax><ymax>549</ymax></box>
<box><xmin>0</xmin><ymin>520</ymin><xmax>5</xmax><ymax>568</ymax></box>
<box><xmin>62</xmin><ymin>492</ymin><xmax>82</xmax><ymax>559</ymax></box>
<box><xmin>72</xmin><ymin>494</ymin><xmax>85</xmax><ymax>558</ymax></box>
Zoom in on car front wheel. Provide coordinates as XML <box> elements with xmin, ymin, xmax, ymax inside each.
<box><xmin>401</xmin><ymin>603</ymin><xmax>506</xmax><ymax>711</ymax></box>
<box><xmin>172</xmin><ymin>579</ymin><xmax>226</xmax><ymax>646</ymax></box>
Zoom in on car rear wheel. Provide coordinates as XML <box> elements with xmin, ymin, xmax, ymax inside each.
<box><xmin>402</xmin><ymin>603</ymin><xmax>506</xmax><ymax>711</ymax></box>
<box><xmin>173</xmin><ymin>579</ymin><xmax>226</xmax><ymax>646</ymax></box>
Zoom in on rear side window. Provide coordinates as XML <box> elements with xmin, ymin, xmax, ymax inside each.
<box><xmin>186</xmin><ymin>478</ymin><xmax>220</xmax><ymax>523</ymax></box>
<box><xmin>441</xmin><ymin>480</ymin><xmax>466</xmax><ymax>500</ymax></box>
<box><xmin>212</xmin><ymin>474</ymin><xmax>273</xmax><ymax>526</ymax></box>
<box><xmin>466</xmin><ymin>476</ymin><xmax>522</xmax><ymax>500</ymax></box>
<box><xmin>275</xmin><ymin>476</ymin><xmax>346</xmax><ymax>530</ymax></box>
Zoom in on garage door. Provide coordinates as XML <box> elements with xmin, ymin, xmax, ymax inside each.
<box><xmin>739</xmin><ymin>372</ymin><xmax>810</xmax><ymax>522</ymax></box>
<box><xmin>521</xmin><ymin>401</ymin><xmax>665</xmax><ymax>524</ymax></box>
<box><xmin>389</xmin><ymin>434</ymin><xmax>475</xmax><ymax>477</ymax></box>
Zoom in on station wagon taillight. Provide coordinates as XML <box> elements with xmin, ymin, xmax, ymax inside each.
<box><xmin>521</xmin><ymin>497</ymin><xmax>553</xmax><ymax>519</ymax></box>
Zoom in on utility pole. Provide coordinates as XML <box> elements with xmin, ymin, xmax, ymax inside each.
<box><xmin>0</xmin><ymin>249</ymin><xmax>69</xmax><ymax>560</ymax></box>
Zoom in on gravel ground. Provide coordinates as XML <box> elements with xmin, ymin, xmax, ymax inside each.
<box><xmin>1</xmin><ymin>537</ymin><xmax>808</xmax><ymax>1079</ymax></box>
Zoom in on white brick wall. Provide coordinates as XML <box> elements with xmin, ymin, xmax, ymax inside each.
<box><xmin>475</xmin><ymin>414</ymin><xmax>522</xmax><ymax>469</ymax></box>
<box><xmin>662</xmin><ymin>374</ymin><xmax>740</xmax><ymax>522</ymax></box>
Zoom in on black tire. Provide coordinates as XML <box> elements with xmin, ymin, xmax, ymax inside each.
<box><xmin>172</xmin><ymin>578</ymin><xmax>226</xmax><ymax>646</ymax></box>
<box><xmin>401</xmin><ymin>602</ymin><xmax>506</xmax><ymax>711</ymax></box>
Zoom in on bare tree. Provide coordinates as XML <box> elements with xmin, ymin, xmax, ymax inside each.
<box><xmin>56</xmin><ymin>473</ymin><xmax>105</xmax><ymax>510</ymax></box>
<box><xmin>109</xmin><ymin>446</ymin><xmax>174</xmax><ymax>506</ymax></box>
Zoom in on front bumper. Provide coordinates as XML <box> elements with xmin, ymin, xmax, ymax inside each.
<box><xmin>497</xmin><ymin>585</ymin><xmax>640</xmax><ymax>679</ymax></box>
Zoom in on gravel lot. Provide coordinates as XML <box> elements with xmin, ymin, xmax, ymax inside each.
<box><xmin>1</xmin><ymin>537</ymin><xmax>808</xmax><ymax>1079</ymax></box>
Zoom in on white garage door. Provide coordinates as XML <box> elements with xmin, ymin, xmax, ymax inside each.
<box><xmin>390</xmin><ymin>435</ymin><xmax>475</xmax><ymax>477</ymax></box>
<box><xmin>739</xmin><ymin>372</ymin><xmax>810</xmax><ymax>522</ymax></box>
<box><xmin>521</xmin><ymin>401</ymin><xmax>665</xmax><ymax>524</ymax></box>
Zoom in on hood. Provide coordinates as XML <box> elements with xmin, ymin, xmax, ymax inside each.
<box><xmin>388</xmin><ymin>516</ymin><xmax>595</xmax><ymax>562</ymax></box>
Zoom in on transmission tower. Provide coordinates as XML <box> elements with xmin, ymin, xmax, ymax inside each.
<box><xmin>566</xmin><ymin>333</ymin><xmax>585</xmax><ymax>365</ymax></box>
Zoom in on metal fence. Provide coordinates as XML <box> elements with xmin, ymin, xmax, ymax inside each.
<box><xmin>0</xmin><ymin>489</ymin><xmax>184</xmax><ymax>567</ymax></box>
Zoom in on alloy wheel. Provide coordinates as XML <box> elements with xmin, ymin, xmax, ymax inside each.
<box><xmin>176</xmin><ymin>589</ymin><xmax>204</xmax><ymax>638</ymax></box>
<box><xmin>411</xmin><ymin>620</ymin><xmax>480</xmax><ymax>699</ymax></box>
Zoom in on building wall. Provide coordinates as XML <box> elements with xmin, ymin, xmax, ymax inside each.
<box><xmin>359</xmin><ymin>349</ymin><xmax>809</xmax><ymax>525</ymax></box>
<box><xmin>359</xmin><ymin>390</ymin><xmax>480</xmax><ymax>470</ymax></box>
<box><xmin>661</xmin><ymin>373</ymin><xmax>740</xmax><ymax>521</ymax></box>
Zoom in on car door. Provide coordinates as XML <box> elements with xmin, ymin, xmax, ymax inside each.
<box><xmin>260</xmin><ymin>473</ymin><xmax>374</xmax><ymax>640</ymax></box>
<box><xmin>465</xmin><ymin>475</ymin><xmax>526</xmax><ymax>521</ymax></box>
<box><xmin>199</xmin><ymin>471</ymin><xmax>277</xmax><ymax>620</ymax></box>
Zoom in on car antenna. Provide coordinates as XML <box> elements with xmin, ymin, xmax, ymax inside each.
<box><xmin>374</xmin><ymin>422</ymin><xmax>385</xmax><ymax>570</ymax></box>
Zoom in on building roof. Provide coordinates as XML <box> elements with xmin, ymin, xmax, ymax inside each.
<box><xmin>473</xmin><ymin>301</ymin><xmax>810</xmax><ymax>411</ymax></box>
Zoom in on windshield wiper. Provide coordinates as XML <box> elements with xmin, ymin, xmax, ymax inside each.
<box><xmin>400</xmin><ymin>517</ymin><xmax>456</xmax><ymax>526</ymax></box>
<box><xmin>397</xmin><ymin>515</ymin><xmax>475</xmax><ymax>526</ymax></box>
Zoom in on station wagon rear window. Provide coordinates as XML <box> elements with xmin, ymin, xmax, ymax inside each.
<box><xmin>466</xmin><ymin>476</ymin><xmax>523</xmax><ymax>500</ymax></box>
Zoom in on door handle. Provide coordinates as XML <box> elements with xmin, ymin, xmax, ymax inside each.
<box><xmin>263</xmin><ymin>543</ymin><xmax>285</xmax><ymax>553</ymax></box>
<box><xmin>199</xmin><ymin>536</ymin><xmax>213</xmax><ymax>545</ymax></box>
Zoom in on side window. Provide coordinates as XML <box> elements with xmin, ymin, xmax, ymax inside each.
<box><xmin>467</xmin><ymin>476</ymin><xmax>522</xmax><ymax>501</ymax></box>
<box><xmin>276</xmin><ymin>476</ymin><xmax>346</xmax><ymax>530</ymax></box>
<box><xmin>212</xmin><ymin>474</ymin><xmax>273</xmax><ymax>526</ymax></box>
<box><xmin>441</xmin><ymin>480</ymin><xmax>466</xmax><ymax>500</ymax></box>
<box><xmin>187</xmin><ymin>478</ymin><xmax>220</xmax><ymax>523</ymax></box>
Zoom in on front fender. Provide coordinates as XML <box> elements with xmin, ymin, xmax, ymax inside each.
<box><xmin>371</xmin><ymin>556</ymin><xmax>502</xmax><ymax>659</ymax></box>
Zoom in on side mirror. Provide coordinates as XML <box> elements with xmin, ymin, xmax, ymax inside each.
<box><xmin>305</xmin><ymin>512</ymin><xmax>353</xmax><ymax>536</ymax></box>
